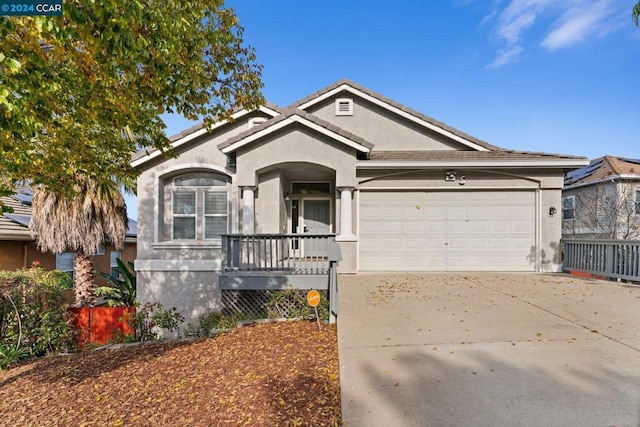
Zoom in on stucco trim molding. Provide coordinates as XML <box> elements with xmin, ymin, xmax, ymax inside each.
<box><xmin>220</xmin><ymin>114</ymin><xmax>371</xmax><ymax>155</ymax></box>
<box><xmin>357</xmin><ymin>159</ymin><xmax>590</xmax><ymax>169</ymax></box>
<box><xmin>135</xmin><ymin>259</ymin><xmax>222</xmax><ymax>272</ymax></box>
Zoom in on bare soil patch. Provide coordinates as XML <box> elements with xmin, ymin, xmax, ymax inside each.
<box><xmin>0</xmin><ymin>321</ymin><xmax>340</xmax><ymax>426</ymax></box>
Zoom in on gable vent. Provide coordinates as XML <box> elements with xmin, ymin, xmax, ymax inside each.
<box><xmin>248</xmin><ymin>117</ymin><xmax>267</xmax><ymax>129</ymax></box>
<box><xmin>335</xmin><ymin>98</ymin><xmax>353</xmax><ymax>116</ymax></box>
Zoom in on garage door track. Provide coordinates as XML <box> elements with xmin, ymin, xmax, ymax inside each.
<box><xmin>338</xmin><ymin>273</ymin><xmax>640</xmax><ymax>427</ymax></box>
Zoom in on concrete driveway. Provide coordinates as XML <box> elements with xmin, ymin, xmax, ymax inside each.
<box><xmin>337</xmin><ymin>273</ymin><xmax>640</xmax><ymax>427</ymax></box>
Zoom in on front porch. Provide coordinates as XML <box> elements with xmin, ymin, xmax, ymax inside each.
<box><xmin>220</xmin><ymin>233</ymin><xmax>341</xmax><ymax>319</ymax></box>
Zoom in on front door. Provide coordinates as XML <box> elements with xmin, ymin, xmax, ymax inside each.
<box><xmin>303</xmin><ymin>199</ymin><xmax>331</xmax><ymax>257</ymax></box>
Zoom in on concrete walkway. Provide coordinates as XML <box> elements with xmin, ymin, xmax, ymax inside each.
<box><xmin>337</xmin><ymin>273</ymin><xmax>640</xmax><ymax>427</ymax></box>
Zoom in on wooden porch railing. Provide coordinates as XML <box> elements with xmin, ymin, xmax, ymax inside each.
<box><xmin>221</xmin><ymin>234</ymin><xmax>337</xmax><ymax>275</ymax></box>
<box><xmin>220</xmin><ymin>234</ymin><xmax>341</xmax><ymax>320</ymax></box>
<box><xmin>563</xmin><ymin>239</ymin><xmax>640</xmax><ymax>282</ymax></box>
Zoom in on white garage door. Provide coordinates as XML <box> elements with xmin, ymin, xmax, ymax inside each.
<box><xmin>359</xmin><ymin>191</ymin><xmax>536</xmax><ymax>271</ymax></box>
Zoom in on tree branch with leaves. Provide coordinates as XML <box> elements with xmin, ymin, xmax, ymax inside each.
<box><xmin>0</xmin><ymin>0</ymin><xmax>264</xmax><ymax>196</ymax></box>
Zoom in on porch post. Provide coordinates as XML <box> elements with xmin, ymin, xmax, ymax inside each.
<box><xmin>337</xmin><ymin>187</ymin><xmax>355</xmax><ymax>238</ymax></box>
<box><xmin>242</xmin><ymin>186</ymin><xmax>256</xmax><ymax>234</ymax></box>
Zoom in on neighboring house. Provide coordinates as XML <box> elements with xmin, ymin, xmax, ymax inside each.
<box><xmin>562</xmin><ymin>156</ymin><xmax>640</xmax><ymax>240</ymax></box>
<box><xmin>133</xmin><ymin>79</ymin><xmax>588</xmax><ymax>323</ymax></box>
<box><xmin>0</xmin><ymin>187</ymin><xmax>137</xmax><ymax>281</ymax></box>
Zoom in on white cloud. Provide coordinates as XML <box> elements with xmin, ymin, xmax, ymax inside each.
<box><xmin>483</xmin><ymin>0</ymin><xmax>622</xmax><ymax>68</ymax></box>
<box><xmin>486</xmin><ymin>45</ymin><xmax>524</xmax><ymax>68</ymax></box>
<box><xmin>541</xmin><ymin>1</ymin><xmax>617</xmax><ymax>50</ymax></box>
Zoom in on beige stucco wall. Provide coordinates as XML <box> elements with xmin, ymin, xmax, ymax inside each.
<box><xmin>307</xmin><ymin>96</ymin><xmax>468</xmax><ymax>151</ymax></box>
<box><xmin>236</xmin><ymin>126</ymin><xmax>358</xmax><ymax>188</ymax></box>
<box><xmin>137</xmin><ymin>269</ymin><xmax>221</xmax><ymax>332</ymax></box>
<box><xmin>254</xmin><ymin>169</ymin><xmax>284</xmax><ymax>234</ymax></box>
<box><xmin>540</xmin><ymin>188</ymin><xmax>563</xmax><ymax>271</ymax></box>
<box><xmin>136</xmin><ymin>118</ymin><xmax>254</xmax><ymax>261</ymax></box>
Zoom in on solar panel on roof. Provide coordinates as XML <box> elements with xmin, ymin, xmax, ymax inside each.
<box><xmin>12</xmin><ymin>193</ymin><xmax>32</xmax><ymax>205</ymax></box>
<box><xmin>564</xmin><ymin>160</ymin><xmax>602</xmax><ymax>185</ymax></box>
<box><xmin>4</xmin><ymin>214</ymin><xmax>31</xmax><ymax>228</ymax></box>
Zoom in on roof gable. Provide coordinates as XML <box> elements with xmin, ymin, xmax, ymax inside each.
<box><xmin>218</xmin><ymin>108</ymin><xmax>374</xmax><ymax>154</ymax></box>
<box><xmin>288</xmin><ymin>79</ymin><xmax>500</xmax><ymax>152</ymax></box>
<box><xmin>132</xmin><ymin>103</ymin><xmax>282</xmax><ymax>167</ymax></box>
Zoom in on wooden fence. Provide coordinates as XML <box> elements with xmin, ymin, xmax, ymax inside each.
<box><xmin>563</xmin><ymin>239</ymin><xmax>640</xmax><ymax>282</ymax></box>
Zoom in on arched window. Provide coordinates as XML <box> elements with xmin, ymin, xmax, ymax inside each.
<box><xmin>168</xmin><ymin>171</ymin><xmax>229</xmax><ymax>240</ymax></box>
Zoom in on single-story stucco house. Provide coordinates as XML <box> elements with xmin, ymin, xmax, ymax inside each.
<box><xmin>132</xmin><ymin>79</ymin><xmax>588</xmax><ymax>322</ymax></box>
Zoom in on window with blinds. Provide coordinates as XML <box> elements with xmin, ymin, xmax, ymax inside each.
<box><xmin>170</xmin><ymin>172</ymin><xmax>229</xmax><ymax>240</ymax></box>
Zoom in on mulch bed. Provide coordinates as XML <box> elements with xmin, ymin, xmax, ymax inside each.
<box><xmin>0</xmin><ymin>321</ymin><xmax>341</xmax><ymax>426</ymax></box>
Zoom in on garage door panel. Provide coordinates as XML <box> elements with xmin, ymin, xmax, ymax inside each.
<box><xmin>403</xmin><ymin>223</ymin><xmax>425</xmax><ymax>233</ymax></box>
<box><xmin>359</xmin><ymin>191</ymin><xmax>535</xmax><ymax>271</ymax></box>
<box><xmin>467</xmin><ymin>207</ymin><xmax>490</xmax><ymax>218</ymax></box>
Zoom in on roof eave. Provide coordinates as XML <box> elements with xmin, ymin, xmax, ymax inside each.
<box><xmin>563</xmin><ymin>174</ymin><xmax>640</xmax><ymax>190</ymax></box>
<box><xmin>357</xmin><ymin>159</ymin><xmax>590</xmax><ymax>169</ymax></box>
<box><xmin>0</xmin><ymin>233</ymin><xmax>34</xmax><ymax>241</ymax></box>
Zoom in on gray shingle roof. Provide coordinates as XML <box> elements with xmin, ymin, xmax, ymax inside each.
<box><xmin>218</xmin><ymin>108</ymin><xmax>375</xmax><ymax>151</ymax></box>
<box><xmin>288</xmin><ymin>79</ymin><xmax>503</xmax><ymax>151</ymax></box>
<box><xmin>0</xmin><ymin>192</ymin><xmax>137</xmax><ymax>240</ymax></box>
<box><xmin>0</xmin><ymin>193</ymin><xmax>34</xmax><ymax>239</ymax></box>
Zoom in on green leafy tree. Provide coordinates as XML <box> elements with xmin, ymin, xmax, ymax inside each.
<box><xmin>634</xmin><ymin>1</ymin><xmax>640</xmax><ymax>26</ymax></box>
<box><xmin>0</xmin><ymin>1</ymin><xmax>263</xmax><ymax>196</ymax></box>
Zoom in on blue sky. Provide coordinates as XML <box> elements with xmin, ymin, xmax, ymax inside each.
<box><xmin>131</xmin><ymin>0</ymin><xmax>640</xmax><ymax>219</ymax></box>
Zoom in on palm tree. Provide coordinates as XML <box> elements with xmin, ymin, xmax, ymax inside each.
<box><xmin>30</xmin><ymin>175</ymin><xmax>128</xmax><ymax>307</ymax></box>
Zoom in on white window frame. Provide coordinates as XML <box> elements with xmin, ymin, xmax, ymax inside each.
<box><xmin>172</xmin><ymin>191</ymin><xmax>197</xmax><ymax>240</ymax></box>
<box><xmin>562</xmin><ymin>196</ymin><xmax>576</xmax><ymax>220</ymax></box>
<box><xmin>335</xmin><ymin>98</ymin><xmax>353</xmax><ymax>116</ymax></box>
<box><xmin>634</xmin><ymin>189</ymin><xmax>640</xmax><ymax>216</ymax></box>
<box><xmin>169</xmin><ymin>172</ymin><xmax>229</xmax><ymax>241</ymax></box>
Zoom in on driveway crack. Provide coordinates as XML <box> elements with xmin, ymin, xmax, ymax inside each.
<box><xmin>462</xmin><ymin>276</ymin><xmax>640</xmax><ymax>354</ymax></box>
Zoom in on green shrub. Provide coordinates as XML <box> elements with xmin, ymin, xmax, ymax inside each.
<box><xmin>95</xmin><ymin>258</ymin><xmax>136</xmax><ymax>307</ymax></box>
<box><xmin>130</xmin><ymin>303</ymin><xmax>184</xmax><ymax>341</ymax></box>
<box><xmin>0</xmin><ymin>266</ymin><xmax>74</xmax><ymax>359</ymax></box>
<box><xmin>0</xmin><ymin>344</ymin><xmax>30</xmax><ymax>371</ymax></box>
<box><xmin>186</xmin><ymin>311</ymin><xmax>240</xmax><ymax>337</ymax></box>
